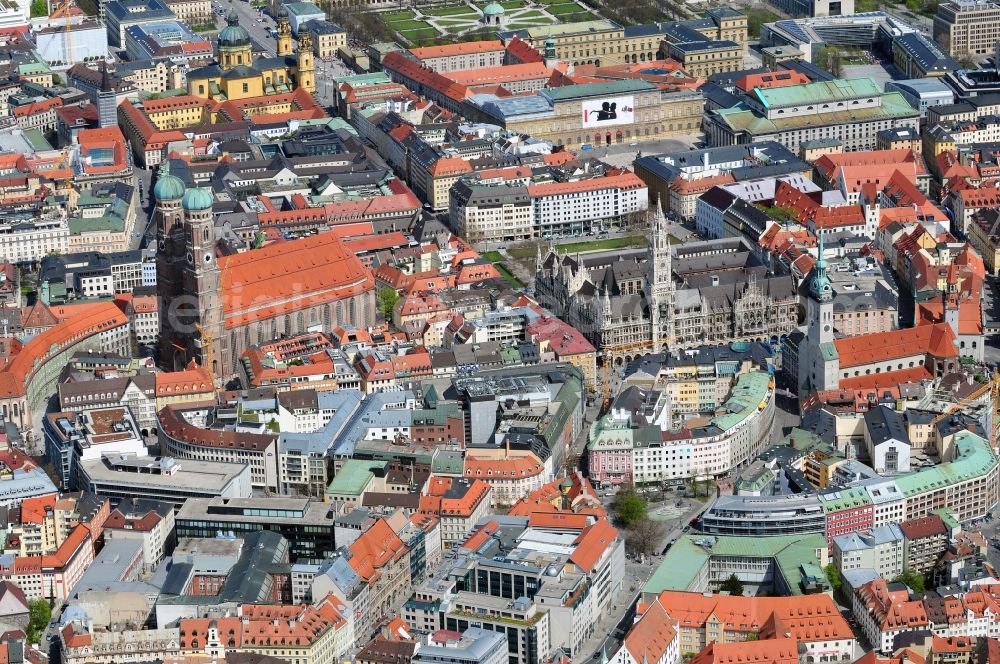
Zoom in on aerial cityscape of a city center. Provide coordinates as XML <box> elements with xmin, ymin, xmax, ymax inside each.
<box><xmin>0</xmin><ymin>0</ymin><xmax>998</xmax><ymax>661</ymax></box>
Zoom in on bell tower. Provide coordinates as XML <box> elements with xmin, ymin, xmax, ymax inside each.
<box><xmin>648</xmin><ymin>206</ymin><xmax>674</xmax><ymax>352</ymax></box>
<box><xmin>276</xmin><ymin>7</ymin><xmax>292</xmax><ymax>57</ymax></box>
<box><xmin>180</xmin><ymin>187</ymin><xmax>223</xmax><ymax>377</ymax></box>
<box><xmin>297</xmin><ymin>31</ymin><xmax>316</xmax><ymax>94</ymax></box>
<box><xmin>801</xmin><ymin>234</ymin><xmax>837</xmax><ymax>393</ymax></box>
<box><xmin>154</xmin><ymin>161</ymin><xmax>187</xmax><ymax>366</ymax></box>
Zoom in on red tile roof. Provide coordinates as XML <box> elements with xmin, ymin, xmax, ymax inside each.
<box><xmin>690</xmin><ymin>637</ymin><xmax>799</xmax><ymax>664</ymax></box>
<box><xmin>0</xmin><ymin>302</ymin><xmax>127</xmax><ymax>398</ymax></box>
<box><xmin>833</xmin><ymin>323</ymin><xmax>959</xmax><ymax>369</ymax></box>
<box><xmin>218</xmin><ymin>231</ymin><xmax>375</xmax><ymax>329</ymax></box>
<box><xmin>410</xmin><ymin>40</ymin><xmax>505</xmax><ymax>60</ymax></box>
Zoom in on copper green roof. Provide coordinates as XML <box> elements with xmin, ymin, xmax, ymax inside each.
<box><xmin>753</xmin><ymin>77</ymin><xmax>883</xmax><ymax>108</ymax></box>
<box><xmin>895</xmin><ymin>430</ymin><xmax>996</xmax><ymax>497</ymax></box>
<box><xmin>644</xmin><ymin>533</ymin><xmax>828</xmax><ymax>595</ymax></box>
<box><xmin>714</xmin><ymin>92</ymin><xmax>918</xmax><ymax>137</ymax></box>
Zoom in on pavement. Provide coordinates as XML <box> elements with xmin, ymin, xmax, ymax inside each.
<box><xmin>596</xmin><ymin>134</ymin><xmax>702</xmax><ymax>168</ymax></box>
<box><xmin>217</xmin><ymin>0</ymin><xmax>278</xmax><ymax>56</ymax></box>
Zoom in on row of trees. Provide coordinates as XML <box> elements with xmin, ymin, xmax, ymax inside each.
<box><xmin>611</xmin><ymin>485</ymin><xmax>666</xmax><ymax>556</ymax></box>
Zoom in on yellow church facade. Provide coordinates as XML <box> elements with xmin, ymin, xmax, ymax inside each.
<box><xmin>187</xmin><ymin>7</ymin><xmax>315</xmax><ymax>102</ymax></box>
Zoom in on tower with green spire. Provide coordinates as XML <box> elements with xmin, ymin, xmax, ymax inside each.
<box><xmin>800</xmin><ymin>232</ymin><xmax>837</xmax><ymax>393</ymax></box>
<box><xmin>544</xmin><ymin>33</ymin><xmax>556</xmax><ymax>60</ymax></box>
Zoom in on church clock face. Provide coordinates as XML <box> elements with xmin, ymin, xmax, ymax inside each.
<box><xmin>824</xmin><ymin>325</ymin><xmax>830</xmax><ymax>333</ymax></box>
<box><xmin>204</xmin><ymin>253</ymin><xmax>212</xmax><ymax>264</ymax></box>
<box><xmin>186</xmin><ymin>252</ymin><xmax>194</xmax><ymax>264</ymax></box>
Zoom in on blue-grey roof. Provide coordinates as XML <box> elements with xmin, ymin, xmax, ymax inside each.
<box><xmin>635</xmin><ymin>141</ymin><xmax>808</xmax><ymax>185</ymax></box>
<box><xmin>331</xmin><ymin>390</ymin><xmax>415</xmax><ymax>456</ymax></box>
<box><xmin>894</xmin><ymin>32</ymin><xmax>958</xmax><ymax>73</ymax></box>
<box><xmin>622</xmin><ymin>22</ymin><xmax>673</xmax><ymax>38</ymax></box>
<box><xmin>317</xmin><ymin>554</ymin><xmax>363</xmax><ymax>595</ymax></box>
<box><xmin>106</xmin><ymin>0</ymin><xmax>174</xmax><ymax>23</ymax></box>
<box><xmin>887</xmin><ymin>77</ymin><xmax>954</xmax><ymax>95</ymax></box>
<box><xmin>670</xmin><ymin>39</ymin><xmax>739</xmax><ymax>53</ymax></box>
<box><xmin>472</xmin><ymin>93</ymin><xmax>552</xmax><ymax>121</ymax></box>
<box><xmin>279</xmin><ymin>389</ymin><xmax>364</xmax><ymax>456</ymax></box>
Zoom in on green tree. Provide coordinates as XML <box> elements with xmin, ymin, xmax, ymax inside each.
<box><xmin>26</xmin><ymin>598</ymin><xmax>51</xmax><ymax>645</ymax></box>
<box><xmin>893</xmin><ymin>568</ymin><xmax>926</xmax><ymax>593</ymax></box>
<box><xmin>720</xmin><ymin>573</ymin><xmax>744</xmax><ymax>596</ymax></box>
<box><xmin>754</xmin><ymin>204</ymin><xmax>798</xmax><ymax>223</ymax></box>
<box><xmin>378</xmin><ymin>287</ymin><xmax>400</xmax><ymax>320</ymax></box>
<box><xmin>612</xmin><ymin>487</ymin><xmax>647</xmax><ymax>527</ymax></box>
<box><xmin>824</xmin><ymin>563</ymin><xmax>842</xmax><ymax>592</ymax></box>
<box><xmin>29</xmin><ymin>0</ymin><xmax>46</xmax><ymax>17</ymax></box>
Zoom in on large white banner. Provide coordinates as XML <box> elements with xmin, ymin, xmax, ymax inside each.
<box><xmin>581</xmin><ymin>95</ymin><xmax>635</xmax><ymax>129</ymax></box>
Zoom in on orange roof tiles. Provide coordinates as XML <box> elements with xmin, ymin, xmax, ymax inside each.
<box><xmin>464</xmin><ymin>454</ymin><xmax>545</xmax><ymax>480</ymax></box>
<box><xmin>690</xmin><ymin>637</ymin><xmax>799</xmax><ymax>664</ymax></box>
<box><xmin>659</xmin><ymin>591</ymin><xmax>853</xmax><ymax>642</ymax></box>
<box><xmin>348</xmin><ymin>518</ymin><xmax>407</xmax><ymax>583</ymax></box>
<box><xmin>857</xmin><ymin>578</ymin><xmax>929</xmax><ymax>631</ymax></box>
<box><xmin>0</xmin><ymin>302</ymin><xmax>127</xmax><ymax>399</ymax></box>
<box><xmin>833</xmin><ymin>323</ymin><xmax>959</xmax><ymax>369</ymax></box>
<box><xmin>19</xmin><ymin>494</ymin><xmax>56</xmax><ymax>525</ymax></box>
<box><xmin>839</xmin><ymin>367</ymin><xmax>932</xmax><ymax>391</ymax></box>
<box><xmin>448</xmin><ymin>62</ymin><xmax>560</xmax><ymax>87</ymax></box>
<box><xmin>527</xmin><ymin>171</ymin><xmax>644</xmax><ymax>197</ymax></box>
<box><xmin>569</xmin><ymin>519</ymin><xmax>618</xmax><ymax>573</ymax></box>
<box><xmin>154</xmin><ymin>367</ymin><xmax>214</xmax><ymax>397</ymax></box>
<box><xmin>735</xmin><ymin>69</ymin><xmax>810</xmax><ymax>93</ymax></box>
<box><xmin>410</xmin><ymin>40</ymin><xmax>505</xmax><ymax>60</ymax></box>
<box><xmin>622</xmin><ymin>596</ymin><xmax>677</xmax><ymax>664</ymax></box>
<box><xmin>218</xmin><ymin>231</ymin><xmax>375</xmax><ymax>329</ymax></box>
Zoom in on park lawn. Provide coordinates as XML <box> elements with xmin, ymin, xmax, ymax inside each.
<box><xmin>435</xmin><ymin>17</ymin><xmax>478</xmax><ymax>25</ymax></box>
<box><xmin>424</xmin><ymin>5</ymin><xmax>479</xmax><ymax>16</ymax></box>
<box><xmin>507</xmin><ymin>19</ymin><xmax>553</xmax><ymax>27</ymax></box>
<box><xmin>555</xmin><ymin>236</ymin><xmax>649</xmax><ymax>254</ymax></box>
<box><xmin>535</xmin><ymin>0</ymin><xmax>568</xmax><ymax>5</ymax></box>
<box><xmin>399</xmin><ymin>27</ymin><xmax>444</xmax><ymax>43</ymax></box>
<box><xmin>510</xmin><ymin>9</ymin><xmax>548</xmax><ymax>18</ymax></box>
<box><xmin>387</xmin><ymin>18</ymin><xmax>430</xmax><ymax>29</ymax></box>
<box><xmin>494</xmin><ymin>263</ymin><xmax>525</xmax><ymax>288</ymax></box>
<box><xmin>483</xmin><ymin>251</ymin><xmax>505</xmax><ymax>262</ymax></box>
<box><xmin>384</xmin><ymin>9</ymin><xmax>416</xmax><ymax>20</ymax></box>
<box><xmin>499</xmin><ymin>0</ymin><xmax>526</xmax><ymax>8</ymax></box>
<box><xmin>546</xmin><ymin>3</ymin><xmax>585</xmax><ymax>14</ymax></box>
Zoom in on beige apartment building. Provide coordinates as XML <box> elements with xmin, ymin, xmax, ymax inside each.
<box><xmin>308</xmin><ymin>20</ymin><xmax>348</xmax><ymax>59</ymax></box>
<box><xmin>165</xmin><ymin>0</ymin><xmax>212</xmax><ymax>26</ymax></box>
<box><xmin>499</xmin><ymin>8</ymin><xmax>747</xmax><ymax>67</ymax></box>
<box><xmin>934</xmin><ymin>0</ymin><xmax>1000</xmax><ymax>57</ymax></box>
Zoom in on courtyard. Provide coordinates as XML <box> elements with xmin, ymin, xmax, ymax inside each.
<box><xmin>379</xmin><ymin>0</ymin><xmax>598</xmax><ymax>46</ymax></box>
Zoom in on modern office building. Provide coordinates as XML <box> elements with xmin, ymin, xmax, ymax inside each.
<box><xmin>933</xmin><ymin>0</ymin><xmax>1000</xmax><ymax>57</ymax></box>
<box><xmin>885</xmin><ymin>78</ymin><xmax>955</xmax><ymax>117</ymax></box>
<box><xmin>700</xmin><ymin>494</ymin><xmax>827</xmax><ymax>537</ymax></box>
<box><xmin>174</xmin><ymin>496</ymin><xmax>337</xmax><ymax>563</ymax></box>
<box><xmin>104</xmin><ymin>0</ymin><xmax>176</xmax><ymax>47</ymax></box>
<box><xmin>77</xmin><ymin>454</ymin><xmax>252</xmax><ymax>507</ymax></box>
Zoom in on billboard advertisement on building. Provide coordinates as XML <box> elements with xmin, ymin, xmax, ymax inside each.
<box><xmin>581</xmin><ymin>95</ymin><xmax>635</xmax><ymax>129</ymax></box>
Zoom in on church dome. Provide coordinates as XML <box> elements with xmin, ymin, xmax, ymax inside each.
<box><xmin>218</xmin><ymin>9</ymin><xmax>251</xmax><ymax>48</ymax></box>
<box><xmin>182</xmin><ymin>187</ymin><xmax>214</xmax><ymax>211</ymax></box>
<box><xmin>153</xmin><ymin>162</ymin><xmax>185</xmax><ymax>201</ymax></box>
<box><xmin>483</xmin><ymin>3</ymin><xmax>505</xmax><ymax>15</ymax></box>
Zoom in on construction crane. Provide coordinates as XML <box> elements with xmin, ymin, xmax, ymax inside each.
<box><xmin>930</xmin><ymin>367</ymin><xmax>1000</xmax><ymax>451</ymax></box>
<box><xmin>599</xmin><ymin>335</ymin><xmax>675</xmax><ymax>412</ymax></box>
<box><xmin>54</xmin><ymin>0</ymin><xmax>73</xmax><ymax>67</ymax></box>
<box><xmin>194</xmin><ymin>322</ymin><xmax>215</xmax><ymax>385</ymax></box>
